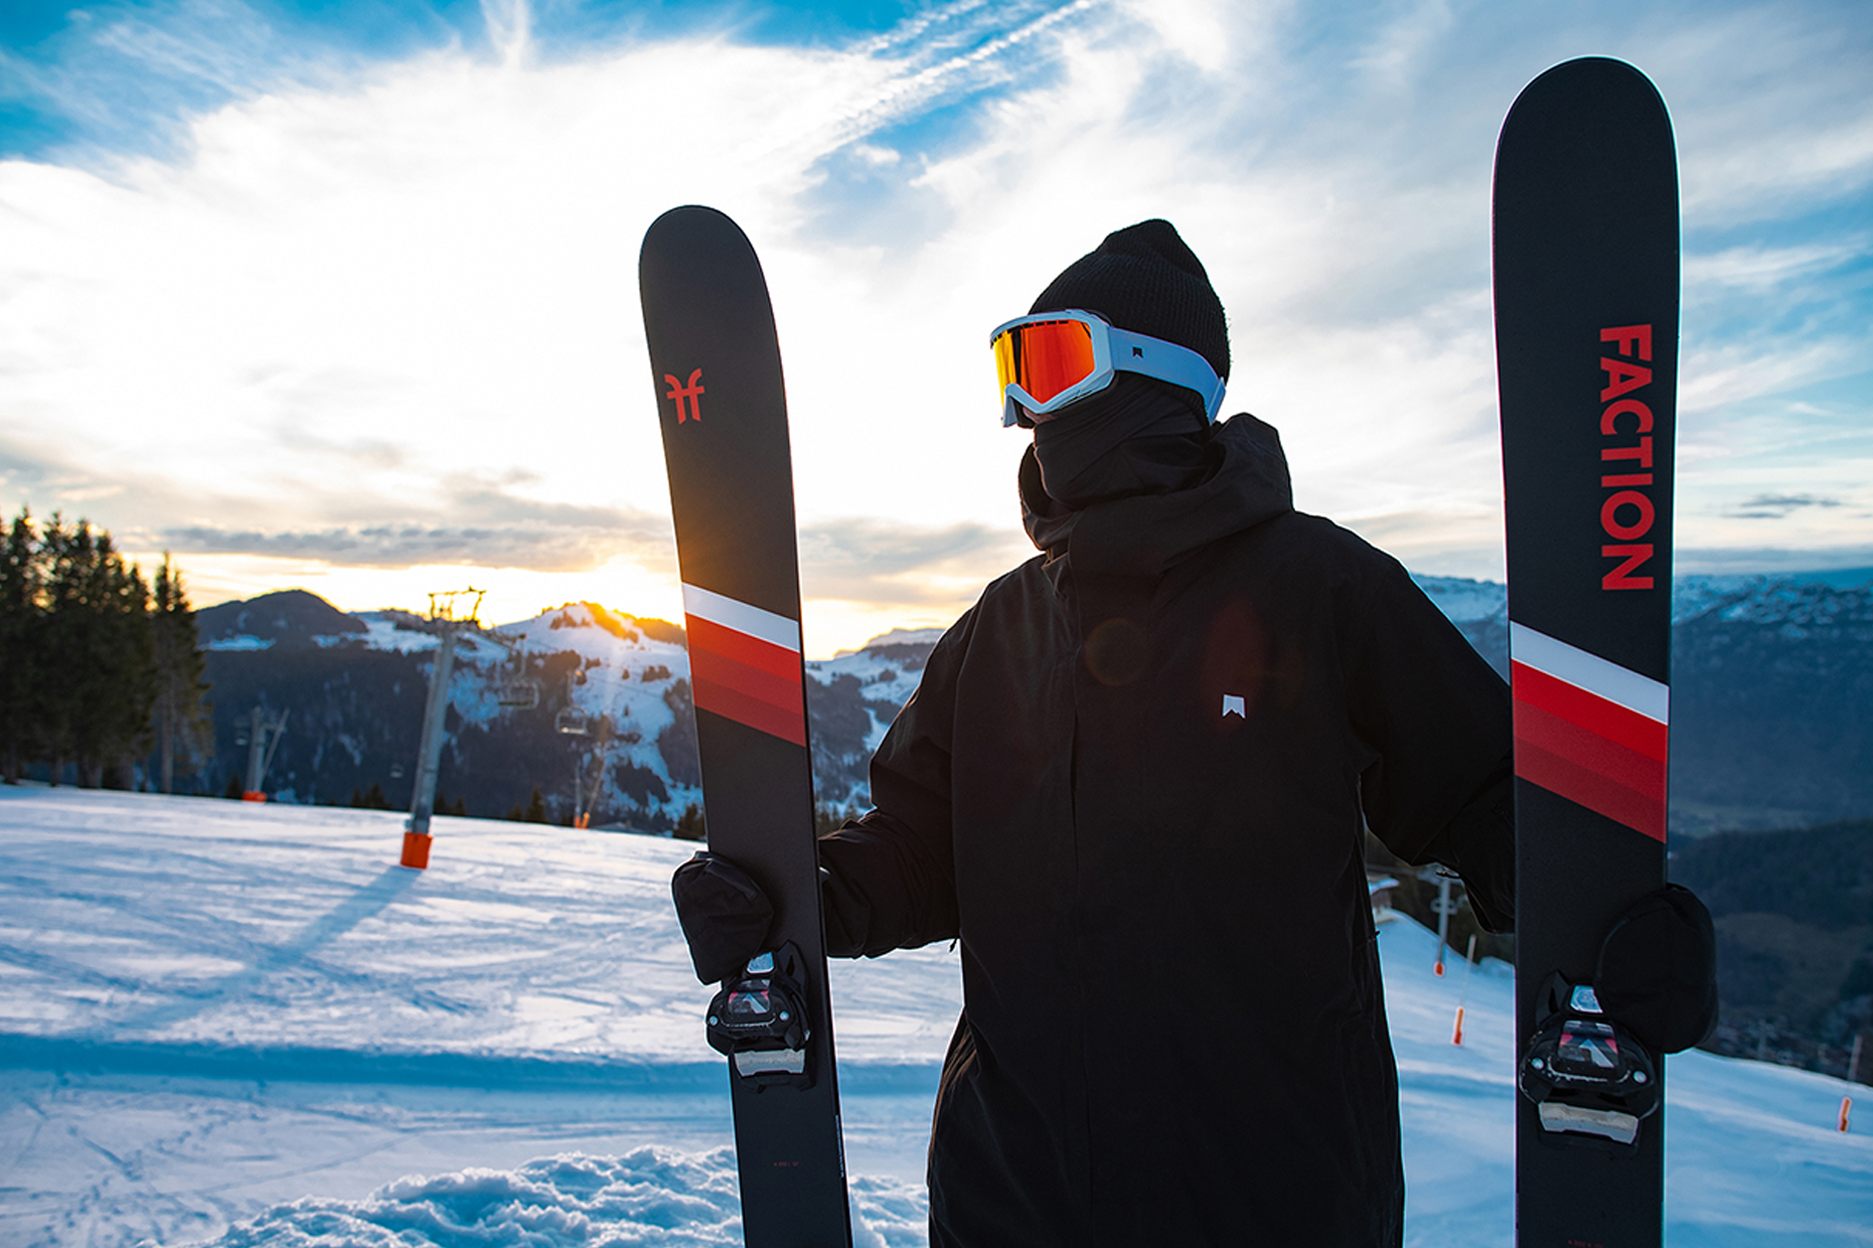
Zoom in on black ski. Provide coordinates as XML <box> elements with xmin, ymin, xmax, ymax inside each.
<box><xmin>640</xmin><ymin>205</ymin><xmax>852</xmax><ymax>1248</ymax></box>
<box><xmin>1494</xmin><ymin>58</ymin><xmax>1679</xmax><ymax>1247</ymax></box>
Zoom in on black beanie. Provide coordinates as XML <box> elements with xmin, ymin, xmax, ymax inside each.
<box><xmin>1029</xmin><ymin>219</ymin><xmax>1229</xmax><ymax>382</ymax></box>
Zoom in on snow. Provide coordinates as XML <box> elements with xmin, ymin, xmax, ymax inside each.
<box><xmin>3</xmin><ymin>786</ymin><xmax>1869</xmax><ymax>1247</ymax></box>
<box><xmin>174</xmin><ymin>1152</ymin><xmax>928</xmax><ymax>1248</ymax></box>
<box><xmin>353</xmin><ymin>614</ymin><xmax>446</xmax><ymax>655</ymax></box>
<box><xmin>204</xmin><ymin>635</ymin><xmax>276</xmax><ymax>652</ymax></box>
<box><xmin>0</xmin><ymin>788</ymin><xmax>958</xmax><ymax>1065</ymax></box>
<box><xmin>802</xmin><ymin>647</ymin><xmax>928</xmax><ymax>756</ymax></box>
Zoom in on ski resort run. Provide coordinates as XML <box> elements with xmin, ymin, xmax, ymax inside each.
<box><xmin>1</xmin><ymin>787</ymin><xmax>1867</xmax><ymax>1246</ymax></box>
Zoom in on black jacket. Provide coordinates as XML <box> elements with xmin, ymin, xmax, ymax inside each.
<box><xmin>818</xmin><ymin>414</ymin><xmax>1514</xmax><ymax>1247</ymax></box>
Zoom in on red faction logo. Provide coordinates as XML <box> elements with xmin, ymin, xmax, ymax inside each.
<box><xmin>1599</xmin><ymin>324</ymin><xmax>1656</xmax><ymax>591</ymax></box>
<box><xmin>665</xmin><ymin>368</ymin><xmax>705</xmax><ymax>424</ymax></box>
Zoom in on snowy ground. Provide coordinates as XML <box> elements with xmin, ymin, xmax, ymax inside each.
<box><xmin>1</xmin><ymin>787</ymin><xmax>1868</xmax><ymax>1247</ymax></box>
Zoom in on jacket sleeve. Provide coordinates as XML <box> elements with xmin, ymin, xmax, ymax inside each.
<box><xmin>814</xmin><ymin>610</ymin><xmax>969</xmax><ymax>957</ymax></box>
<box><xmin>1345</xmin><ymin>549</ymin><xmax>1517</xmax><ymax>933</ymax></box>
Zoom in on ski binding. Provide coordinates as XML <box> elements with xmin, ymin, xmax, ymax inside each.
<box><xmin>1517</xmin><ymin>974</ymin><xmax>1660</xmax><ymax>1148</ymax></box>
<box><xmin>707</xmin><ymin>943</ymin><xmax>815</xmax><ymax>1087</ymax></box>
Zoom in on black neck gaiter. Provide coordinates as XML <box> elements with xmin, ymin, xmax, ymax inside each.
<box><xmin>1031</xmin><ymin>375</ymin><xmax>1210</xmax><ymax>509</ymax></box>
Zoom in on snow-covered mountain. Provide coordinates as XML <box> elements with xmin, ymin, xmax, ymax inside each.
<box><xmin>188</xmin><ymin>568</ymin><xmax>1872</xmax><ymax>837</ymax></box>
<box><xmin>194</xmin><ymin>596</ymin><xmax>929</xmax><ymax>829</ymax></box>
<box><xmin>1409</xmin><ymin>570</ymin><xmax>1873</xmax><ymax>834</ymax></box>
<box><xmin>1409</xmin><ymin>568</ymin><xmax>1873</xmax><ymax>641</ymax></box>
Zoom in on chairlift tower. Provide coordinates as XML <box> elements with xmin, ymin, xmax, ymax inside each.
<box><xmin>569</xmin><ymin>713</ymin><xmax>616</xmax><ymax>829</ymax></box>
<box><xmin>1421</xmin><ymin>866</ymin><xmax>1460</xmax><ymax>975</ymax></box>
<box><xmin>239</xmin><ymin>706</ymin><xmax>289</xmax><ymax>800</ymax></box>
<box><xmin>402</xmin><ymin>588</ymin><xmax>483</xmax><ymax>868</ymax></box>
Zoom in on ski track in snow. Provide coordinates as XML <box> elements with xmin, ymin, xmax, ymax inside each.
<box><xmin>1</xmin><ymin>787</ymin><xmax>1869</xmax><ymax>1247</ymax></box>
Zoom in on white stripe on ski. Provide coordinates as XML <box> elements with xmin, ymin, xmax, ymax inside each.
<box><xmin>682</xmin><ymin>583</ymin><xmax>801</xmax><ymax>653</ymax></box>
<box><xmin>1509</xmin><ymin>622</ymin><xmax>1669</xmax><ymax>724</ymax></box>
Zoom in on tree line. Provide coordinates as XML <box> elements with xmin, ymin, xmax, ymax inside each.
<box><xmin>0</xmin><ymin>508</ymin><xmax>211</xmax><ymax>790</ymax></box>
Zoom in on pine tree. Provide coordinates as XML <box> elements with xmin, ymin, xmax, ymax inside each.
<box><xmin>524</xmin><ymin>784</ymin><xmax>548</xmax><ymax>823</ymax></box>
<box><xmin>674</xmin><ymin>802</ymin><xmax>706</xmax><ymax>842</ymax></box>
<box><xmin>102</xmin><ymin>540</ymin><xmax>158</xmax><ymax>785</ymax></box>
<box><xmin>0</xmin><ymin>509</ymin><xmax>41</xmax><ymax>784</ymax></box>
<box><xmin>35</xmin><ymin>518</ymin><xmax>157</xmax><ymax>786</ymax></box>
<box><xmin>150</xmin><ymin>555</ymin><xmax>212</xmax><ymax>794</ymax></box>
<box><xmin>34</xmin><ymin>515</ymin><xmax>76</xmax><ymax>783</ymax></box>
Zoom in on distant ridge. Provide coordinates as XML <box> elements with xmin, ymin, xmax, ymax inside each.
<box><xmin>185</xmin><ymin>575</ymin><xmax>1872</xmax><ymax>836</ymax></box>
<box><xmin>197</xmin><ymin>589</ymin><xmax>367</xmax><ymax>649</ymax></box>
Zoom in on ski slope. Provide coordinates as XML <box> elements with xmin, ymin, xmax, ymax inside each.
<box><xmin>1</xmin><ymin>787</ymin><xmax>1868</xmax><ymax>1246</ymax></box>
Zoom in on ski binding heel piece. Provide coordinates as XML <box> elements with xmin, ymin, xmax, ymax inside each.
<box><xmin>706</xmin><ymin>942</ymin><xmax>815</xmax><ymax>1089</ymax></box>
<box><xmin>1518</xmin><ymin>974</ymin><xmax>1659</xmax><ymax>1150</ymax></box>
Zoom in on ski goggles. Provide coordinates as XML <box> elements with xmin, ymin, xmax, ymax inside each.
<box><xmin>990</xmin><ymin>309</ymin><xmax>1227</xmax><ymax>427</ymax></box>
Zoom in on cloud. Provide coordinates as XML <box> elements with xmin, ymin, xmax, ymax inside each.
<box><xmin>799</xmin><ymin>515</ymin><xmax>1028</xmax><ymax>604</ymax></box>
<box><xmin>154</xmin><ymin>517</ymin><xmax>655</xmax><ymax>570</ymax></box>
<box><xmin>1723</xmin><ymin>493</ymin><xmax>1845</xmax><ymax>520</ymax></box>
<box><xmin>1686</xmin><ymin>240</ymin><xmax>1865</xmax><ymax>293</ymax></box>
<box><xmin>1</xmin><ymin>0</ymin><xmax>1870</xmax><ymax>652</ymax></box>
<box><xmin>142</xmin><ymin>465</ymin><xmax>681</xmax><ymax>570</ymax></box>
<box><xmin>1663</xmin><ymin>6</ymin><xmax>1873</xmax><ymax>224</ymax></box>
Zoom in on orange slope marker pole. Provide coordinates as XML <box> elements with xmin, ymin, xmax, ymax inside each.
<box><xmin>1452</xmin><ymin>934</ymin><xmax>1478</xmax><ymax>1046</ymax></box>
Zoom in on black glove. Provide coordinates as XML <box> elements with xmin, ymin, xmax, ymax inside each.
<box><xmin>1596</xmin><ymin>883</ymin><xmax>1718</xmax><ymax>1054</ymax></box>
<box><xmin>671</xmin><ymin>852</ymin><xmax>775</xmax><ymax>984</ymax></box>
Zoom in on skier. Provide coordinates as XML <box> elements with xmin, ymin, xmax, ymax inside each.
<box><xmin>674</xmin><ymin>220</ymin><xmax>1715</xmax><ymax>1246</ymax></box>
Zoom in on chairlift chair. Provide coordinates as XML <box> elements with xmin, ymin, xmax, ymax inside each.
<box><xmin>555</xmin><ymin>706</ymin><xmax>591</xmax><ymax>736</ymax></box>
<box><xmin>493</xmin><ymin>636</ymin><xmax>541</xmax><ymax>710</ymax></box>
<box><xmin>497</xmin><ymin>673</ymin><xmax>541</xmax><ymax>710</ymax></box>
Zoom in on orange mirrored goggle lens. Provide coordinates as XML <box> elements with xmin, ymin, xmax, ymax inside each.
<box><xmin>993</xmin><ymin>318</ymin><xmax>1097</xmax><ymax>405</ymax></box>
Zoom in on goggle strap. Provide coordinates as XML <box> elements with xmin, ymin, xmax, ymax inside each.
<box><xmin>1105</xmin><ymin>327</ymin><xmax>1227</xmax><ymax>421</ymax></box>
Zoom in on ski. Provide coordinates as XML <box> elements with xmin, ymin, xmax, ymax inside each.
<box><xmin>639</xmin><ymin>205</ymin><xmax>853</xmax><ymax>1248</ymax></box>
<box><xmin>1494</xmin><ymin>58</ymin><xmax>1679</xmax><ymax>1247</ymax></box>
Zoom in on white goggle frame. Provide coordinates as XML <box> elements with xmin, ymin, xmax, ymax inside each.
<box><xmin>990</xmin><ymin>308</ymin><xmax>1227</xmax><ymax>428</ymax></box>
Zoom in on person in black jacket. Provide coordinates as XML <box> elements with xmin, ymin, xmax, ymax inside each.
<box><xmin>674</xmin><ymin>220</ymin><xmax>1712</xmax><ymax>1247</ymax></box>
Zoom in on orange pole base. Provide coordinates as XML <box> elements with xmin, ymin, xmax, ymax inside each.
<box><xmin>1841</xmin><ymin>1096</ymin><xmax>1853</xmax><ymax>1133</ymax></box>
<box><xmin>400</xmin><ymin>831</ymin><xmax>433</xmax><ymax>870</ymax></box>
<box><xmin>241</xmin><ymin>791</ymin><xmax>268</xmax><ymax>802</ymax></box>
<box><xmin>1452</xmin><ymin>1006</ymin><xmax>1465</xmax><ymax>1046</ymax></box>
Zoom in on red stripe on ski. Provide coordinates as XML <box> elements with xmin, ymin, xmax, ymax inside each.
<box><xmin>688</xmin><ymin>615</ymin><xmax>801</xmax><ymax>679</ymax></box>
<box><xmin>1513</xmin><ymin>736</ymin><xmax>1666</xmax><ymax>842</ymax></box>
<box><xmin>688</xmin><ymin>644</ymin><xmax>803</xmax><ymax>714</ymax></box>
<box><xmin>692</xmin><ymin>673</ymin><xmax>807</xmax><ymax>747</ymax></box>
<box><xmin>684</xmin><ymin>612</ymin><xmax>808</xmax><ymax>744</ymax></box>
<box><xmin>1514</xmin><ymin>698</ymin><xmax>1666</xmax><ymax>802</ymax></box>
<box><xmin>1511</xmin><ymin>662</ymin><xmax>1668</xmax><ymax>761</ymax></box>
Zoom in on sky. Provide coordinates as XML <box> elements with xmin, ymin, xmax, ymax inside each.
<box><xmin>0</xmin><ymin>0</ymin><xmax>1868</xmax><ymax>656</ymax></box>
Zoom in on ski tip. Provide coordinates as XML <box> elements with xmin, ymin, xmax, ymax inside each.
<box><xmin>641</xmin><ymin>204</ymin><xmax>754</xmax><ymax>259</ymax></box>
<box><xmin>647</xmin><ymin>203</ymin><xmax>732</xmax><ymax>229</ymax></box>
<box><xmin>1524</xmin><ymin>55</ymin><xmax>1660</xmax><ymax>92</ymax></box>
<box><xmin>1506</xmin><ymin>56</ymin><xmax>1670</xmax><ymax>120</ymax></box>
<box><xmin>1494</xmin><ymin>55</ymin><xmax>1677</xmax><ymax>199</ymax></box>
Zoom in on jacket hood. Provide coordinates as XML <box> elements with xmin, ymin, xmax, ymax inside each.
<box><xmin>1019</xmin><ymin>412</ymin><xmax>1294</xmax><ymax>578</ymax></box>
